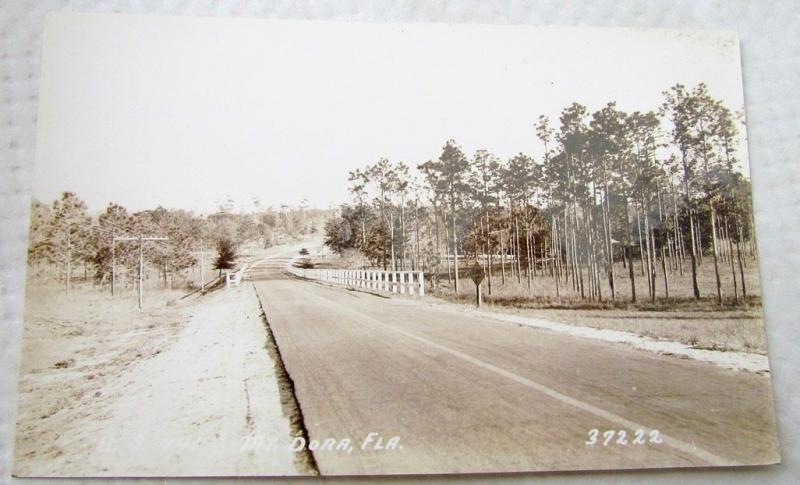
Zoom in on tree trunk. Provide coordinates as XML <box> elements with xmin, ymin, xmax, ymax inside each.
<box><xmin>628</xmin><ymin>245</ymin><xmax>636</xmax><ymax>302</ymax></box>
<box><xmin>680</xmin><ymin>148</ymin><xmax>701</xmax><ymax>299</ymax></box>
<box><xmin>636</xmin><ymin>209</ymin><xmax>646</xmax><ymax>278</ymax></box>
<box><xmin>485</xmin><ymin>210</ymin><xmax>492</xmax><ymax>295</ymax></box>
<box><xmin>433</xmin><ymin>198</ymin><xmax>443</xmax><ymax>286</ymax></box>
<box><xmin>526</xmin><ymin>224</ymin><xmax>533</xmax><ymax>297</ymax></box>
<box><xmin>661</xmin><ymin>243</ymin><xmax>669</xmax><ymax>298</ymax></box>
<box><xmin>361</xmin><ymin>208</ymin><xmax>367</xmax><ymax>249</ymax></box>
<box><xmin>451</xmin><ymin>198</ymin><xmax>459</xmax><ymax>293</ymax></box>
<box><xmin>573</xmin><ymin>203</ymin><xmax>584</xmax><ymax>299</ymax></box>
<box><xmin>553</xmin><ymin>217</ymin><xmax>560</xmax><ymax>302</ymax></box>
<box><xmin>445</xmin><ymin>212</ymin><xmax>452</xmax><ymax>283</ymax></box>
<box><xmin>389</xmin><ymin>221</ymin><xmax>396</xmax><ymax>272</ymax></box>
<box><xmin>695</xmin><ymin>214</ymin><xmax>704</xmax><ymax>265</ymax></box>
<box><xmin>710</xmin><ymin>207</ymin><xmax>722</xmax><ymax>305</ymax></box>
<box><xmin>602</xmin><ymin>195</ymin><xmax>615</xmax><ymax>300</ymax></box>
<box><xmin>514</xmin><ymin>213</ymin><xmax>522</xmax><ymax>285</ymax></box>
<box><xmin>643</xmin><ymin>207</ymin><xmax>655</xmax><ymax>302</ymax></box>
<box><xmin>500</xmin><ymin>230</ymin><xmax>506</xmax><ymax>285</ymax></box>
<box><xmin>737</xmin><ymin>222</ymin><xmax>747</xmax><ymax>298</ymax></box>
<box><xmin>673</xmin><ymin>192</ymin><xmax>684</xmax><ymax>276</ymax></box>
<box><xmin>624</xmin><ymin>197</ymin><xmax>636</xmax><ymax>302</ymax></box>
<box><xmin>601</xmin><ymin>159</ymin><xmax>615</xmax><ymax>300</ymax></box>
<box><xmin>726</xmin><ymin>216</ymin><xmax>739</xmax><ymax>304</ymax></box>
<box><xmin>639</xmin><ymin>207</ymin><xmax>652</xmax><ymax>298</ymax></box>
<box><xmin>400</xmin><ymin>197</ymin><xmax>407</xmax><ymax>270</ymax></box>
<box><xmin>688</xmin><ymin>212</ymin><xmax>701</xmax><ymax>299</ymax></box>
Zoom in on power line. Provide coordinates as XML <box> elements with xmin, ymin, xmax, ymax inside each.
<box><xmin>102</xmin><ymin>221</ymin><xmax>127</xmax><ymax>231</ymax></box>
<box><xmin>90</xmin><ymin>225</ymin><xmax>115</xmax><ymax>235</ymax></box>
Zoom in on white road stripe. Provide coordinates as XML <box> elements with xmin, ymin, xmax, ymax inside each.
<box><xmin>377</xmin><ymin>321</ymin><xmax>734</xmax><ymax>466</ymax></box>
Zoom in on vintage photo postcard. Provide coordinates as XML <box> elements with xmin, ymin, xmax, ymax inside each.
<box><xmin>13</xmin><ymin>12</ymin><xmax>780</xmax><ymax>477</ymax></box>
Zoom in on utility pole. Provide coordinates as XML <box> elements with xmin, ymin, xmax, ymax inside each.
<box><xmin>199</xmin><ymin>245</ymin><xmax>205</xmax><ymax>289</ymax></box>
<box><xmin>113</xmin><ymin>234</ymin><xmax>168</xmax><ymax>309</ymax></box>
<box><xmin>65</xmin><ymin>232</ymin><xmax>71</xmax><ymax>296</ymax></box>
<box><xmin>111</xmin><ymin>229</ymin><xmax>116</xmax><ymax>296</ymax></box>
<box><xmin>191</xmin><ymin>240</ymin><xmax>214</xmax><ymax>293</ymax></box>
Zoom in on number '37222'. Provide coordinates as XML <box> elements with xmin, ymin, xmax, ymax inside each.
<box><xmin>585</xmin><ymin>428</ymin><xmax>663</xmax><ymax>447</ymax></box>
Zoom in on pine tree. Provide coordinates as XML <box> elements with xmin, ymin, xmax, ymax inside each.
<box><xmin>213</xmin><ymin>237</ymin><xmax>237</xmax><ymax>276</ymax></box>
<box><xmin>48</xmin><ymin>192</ymin><xmax>90</xmax><ymax>294</ymax></box>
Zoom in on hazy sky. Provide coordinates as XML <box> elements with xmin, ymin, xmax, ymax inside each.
<box><xmin>33</xmin><ymin>13</ymin><xmax>748</xmax><ymax>214</ymax></box>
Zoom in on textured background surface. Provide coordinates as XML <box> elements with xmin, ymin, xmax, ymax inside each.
<box><xmin>1</xmin><ymin>1</ymin><xmax>798</xmax><ymax>483</ymax></box>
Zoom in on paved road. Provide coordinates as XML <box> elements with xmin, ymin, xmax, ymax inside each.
<box><xmin>248</xmin><ymin>256</ymin><xmax>779</xmax><ymax>475</ymax></box>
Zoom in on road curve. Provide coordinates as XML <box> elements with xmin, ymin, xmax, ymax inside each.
<box><xmin>248</xmin><ymin>256</ymin><xmax>779</xmax><ymax>475</ymax></box>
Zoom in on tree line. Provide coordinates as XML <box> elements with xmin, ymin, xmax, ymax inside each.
<box><xmin>27</xmin><ymin>192</ymin><xmax>331</xmax><ymax>293</ymax></box>
<box><xmin>324</xmin><ymin>83</ymin><xmax>756</xmax><ymax>305</ymax></box>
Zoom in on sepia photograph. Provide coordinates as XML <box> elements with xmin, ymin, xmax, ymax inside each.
<box><xmin>12</xmin><ymin>12</ymin><xmax>780</xmax><ymax>477</ymax></box>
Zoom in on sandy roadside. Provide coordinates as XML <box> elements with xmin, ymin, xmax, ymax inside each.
<box><xmin>13</xmin><ymin>284</ymin><xmax>302</xmax><ymax>477</ymax></box>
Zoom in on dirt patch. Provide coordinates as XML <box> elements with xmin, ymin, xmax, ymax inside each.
<box><xmin>13</xmin><ymin>285</ymin><xmax>192</xmax><ymax>475</ymax></box>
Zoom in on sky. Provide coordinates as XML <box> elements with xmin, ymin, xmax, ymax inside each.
<box><xmin>33</xmin><ymin>13</ymin><xmax>748</xmax><ymax>214</ymax></box>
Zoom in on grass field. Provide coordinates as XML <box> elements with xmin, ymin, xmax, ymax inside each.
<box><xmin>453</xmin><ymin>304</ymin><xmax>768</xmax><ymax>355</ymax></box>
<box><xmin>435</xmin><ymin>256</ymin><xmax>761</xmax><ymax>306</ymax></box>
<box><xmin>434</xmin><ymin>257</ymin><xmax>767</xmax><ymax>354</ymax></box>
<box><xmin>309</xmin><ymin>250</ymin><xmax>768</xmax><ymax>355</ymax></box>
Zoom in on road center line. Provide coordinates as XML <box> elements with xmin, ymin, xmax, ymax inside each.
<box><xmin>283</xmin><ymin>279</ymin><xmax>735</xmax><ymax>468</ymax></box>
<box><xmin>383</xmin><ymin>322</ymin><xmax>734</xmax><ymax>466</ymax></box>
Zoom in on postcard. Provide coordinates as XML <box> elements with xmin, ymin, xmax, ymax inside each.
<box><xmin>13</xmin><ymin>13</ymin><xmax>779</xmax><ymax>477</ymax></box>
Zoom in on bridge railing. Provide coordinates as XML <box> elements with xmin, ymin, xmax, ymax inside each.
<box><xmin>225</xmin><ymin>263</ymin><xmax>249</xmax><ymax>288</ymax></box>
<box><xmin>287</xmin><ymin>266</ymin><xmax>425</xmax><ymax>296</ymax></box>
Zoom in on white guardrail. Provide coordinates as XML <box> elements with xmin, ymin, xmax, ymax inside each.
<box><xmin>288</xmin><ymin>266</ymin><xmax>425</xmax><ymax>296</ymax></box>
<box><xmin>225</xmin><ymin>264</ymin><xmax>249</xmax><ymax>288</ymax></box>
